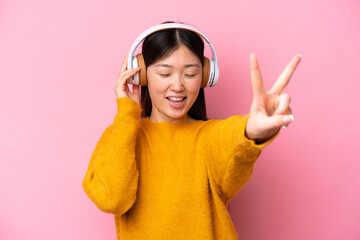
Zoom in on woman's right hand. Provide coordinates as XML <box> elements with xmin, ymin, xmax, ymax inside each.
<box><xmin>115</xmin><ymin>54</ymin><xmax>141</xmax><ymax>106</ymax></box>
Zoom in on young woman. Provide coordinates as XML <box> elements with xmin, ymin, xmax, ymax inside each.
<box><xmin>82</xmin><ymin>21</ymin><xmax>301</xmax><ymax>240</ymax></box>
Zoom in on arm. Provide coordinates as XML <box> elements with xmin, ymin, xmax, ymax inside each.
<box><xmin>206</xmin><ymin>53</ymin><xmax>300</xmax><ymax>206</ymax></box>
<box><xmin>82</xmin><ymin>97</ymin><xmax>142</xmax><ymax>215</ymax></box>
<box><xmin>206</xmin><ymin>115</ymin><xmax>278</xmax><ymax>206</ymax></box>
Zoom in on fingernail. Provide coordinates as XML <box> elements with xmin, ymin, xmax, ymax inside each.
<box><xmin>282</xmin><ymin>115</ymin><xmax>294</xmax><ymax>124</ymax></box>
<box><xmin>282</xmin><ymin>125</ymin><xmax>287</xmax><ymax>129</ymax></box>
<box><xmin>297</xmin><ymin>53</ymin><xmax>302</xmax><ymax>58</ymax></box>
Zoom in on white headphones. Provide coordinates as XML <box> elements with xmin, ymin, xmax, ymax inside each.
<box><xmin>126</xmin><ymin>23</ymin><xmax>219</xmax><ymax>88</ymax></box>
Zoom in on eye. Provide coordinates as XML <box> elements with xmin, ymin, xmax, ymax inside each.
<box><xmin>185</xmin><ymin>74</ymin><xmax>196</xmax><ymax>78</ymax></box>
<box><xmin>159</xmin><ymin>74</ymin><xmax>170</xmax><ymax>78</ymax></box>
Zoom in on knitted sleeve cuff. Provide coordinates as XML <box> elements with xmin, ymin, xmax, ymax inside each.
<box><xmin>115</xmin><ymin>97</ymin><xmax>142</xmax><ymax>121</ymax></box>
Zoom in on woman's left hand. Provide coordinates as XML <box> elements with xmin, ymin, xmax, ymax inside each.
<box><xmin>245</xmin><ymin>53</ymin><xmax>301</xmax><ymax>143</ymax></box>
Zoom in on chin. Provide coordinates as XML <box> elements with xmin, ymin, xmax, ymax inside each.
<box><xmin>167</xmin><ymin>113</ymin><xmax>187</xmax><ymax>120</ymax></box>
<box><xmin>164</xmin><ymin>110</ymin><xmax>189</xmax><ymax>120</ymax></box>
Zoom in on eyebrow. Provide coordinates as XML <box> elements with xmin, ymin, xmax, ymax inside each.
<box><xmin>154</xmin><ymin>63</ymin><xmax>200</xmax><ymax>68</ymax></box>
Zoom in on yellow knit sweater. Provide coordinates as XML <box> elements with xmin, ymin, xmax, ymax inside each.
<box><xmin>82</xmin><ymin>97</ymin><xmax>276</xmax><ymax>240</ymax></box>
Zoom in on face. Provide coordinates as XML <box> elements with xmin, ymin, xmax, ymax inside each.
<box><xmin>146</xmin><ymin>45</ymin><xmax>202</xmax><ymax>123</ymax></box>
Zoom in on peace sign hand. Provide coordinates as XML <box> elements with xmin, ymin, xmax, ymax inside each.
<box><xmin>245</xmin><ymin>53</ymin><xmax>301</xmax><ymax>143</ymax></box>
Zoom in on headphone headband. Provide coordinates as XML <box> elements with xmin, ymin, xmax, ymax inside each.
<box><xmin>127</xmin><ymin>23</ymin><xmax>219</xmax><ymax>87</ymax></box>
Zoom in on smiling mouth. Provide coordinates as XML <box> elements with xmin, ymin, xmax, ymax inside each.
<box><xmin>166</xmin><ymin>97</ymin><xmax>187</xmax><ymax>103</ymax></box>
<box><xmin>166</xmin><ymin>97</ymin><xmax>187</xmax><ymax>106</ymax></box>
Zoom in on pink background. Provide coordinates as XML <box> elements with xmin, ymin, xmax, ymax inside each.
<box><xmin>1</xmin><ymin>0</ymin><xmax>359</xmax><ymax>239</ymax></box>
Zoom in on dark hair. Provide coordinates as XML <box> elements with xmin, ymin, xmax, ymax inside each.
<box><xmin>140</xmin><ymin>21</ymin><xmax>208</xmax><ymax>121</ymax></box>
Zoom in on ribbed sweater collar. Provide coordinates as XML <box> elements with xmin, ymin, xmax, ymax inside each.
<box><xmin>139</xmin><ymin>117</ymin><xmax>208</xmax><ymax>131</ymax></box>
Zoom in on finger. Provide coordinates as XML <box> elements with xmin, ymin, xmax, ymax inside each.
<box><xmin>120</xmin><ymin>54</ymin><xmax>129</xmax><ymax>73</ymax></box>
<box><xmin>269</xmin><ymin>53</ymin><xmax>301</xmax><ymax>94</ymax></box>
<box><xmin>281</xmin><ymin>107</ymin><xmax>293</xmax><ymax>128</ymax></box>
<box><xmin>119</xmin><ymin>68</ymin><xmax>140</xmax><ymax>85</ymax></box>
<box><xmin>132</xmin><ymin>84</ymin><xmax>140</xmax><ymax>95</ymax></box>
<box><xmin>125</xmin><ymin>82</ymin><xmax>132</xmax><ymax>94</ymax></box>
<box><xmin>286</xmin><ymin>106</ymin><xmax>292</xmax><ymax>115</ymax></box>
<box><xmin>274</xmin><ymin>93</ymin><xmax>291</xmax><ymax>115</ymax></box>
<box><xmin>250</xmin><ymin>53</ymin><xmax>266</xmax><ymax>97</ymax></box>
<box><xmin>117</xmin><ymin>68</ymin><xmax>140</xmax><ymax>86</ymax></box>
<box><xmin>263</xmin><ymin>114</ymin><xmax>294</xmax><ymax>130</ymax></box>
<box><xmin>117</xmin><ymin>54</ymin><xmax>129</xmax><ymax>84</ymax></box>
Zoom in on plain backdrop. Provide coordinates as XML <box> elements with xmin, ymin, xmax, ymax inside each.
<box><xmin>1</xmin><ymin>0</ymin><xmax>359</xmax><ymax>239</ymax></box>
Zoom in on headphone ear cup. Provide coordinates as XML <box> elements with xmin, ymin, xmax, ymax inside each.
<box><xmin>208</xmin><ymin>59</ymin><xmax>216</xmax><ymax>87</ymax></box>
<box><xmin>201</xmin><ymin>57</ymin><xmax>210</xmax><ymax>88</ymax></box>
<box><xmin>135</xmin><ymin>53</ymin><xmax>147</xmax><ymax>86</ymax></box>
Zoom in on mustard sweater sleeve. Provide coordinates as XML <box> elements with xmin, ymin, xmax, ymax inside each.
<box><xmin>82</xmin><ymin>97</ymin><xmax>142</xmax><ymax>215</ymax></box>
<box><xmin>206</xmin><ymin>115</ymin><xmax>278</xmax><ymax>205</ymax></box>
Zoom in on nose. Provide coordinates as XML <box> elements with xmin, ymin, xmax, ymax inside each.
<box><xmin>170</xmin><ymin>74</ymin><xmax>184</xmax><ymax>92</ymax></box>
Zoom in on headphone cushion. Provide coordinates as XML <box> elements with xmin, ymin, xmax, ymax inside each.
<box><xmin>136</xmin><ymin>53</ymin><xmax>147</xmax><ymax>86</ymax></box>
<box><xmin>201</xmin><ymin>57</ymin><xmax>210</xmax><ymax>88</ymax></box>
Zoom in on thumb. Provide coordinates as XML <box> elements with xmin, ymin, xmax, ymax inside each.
<box><xmin>132</xmin><ymin>84</ymin><xmax>140</xmax><ymax>95</ymax></box>
<box><xmin>263</xmin><ymin>114</ymin><xmax>294</xmax><ymax>130</ymax></box>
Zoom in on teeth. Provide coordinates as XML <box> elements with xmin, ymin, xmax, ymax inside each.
<box><xmin>168</xmin><ymin>97</ymin><xmax>185</xmax><ymax>101</ymax></box>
